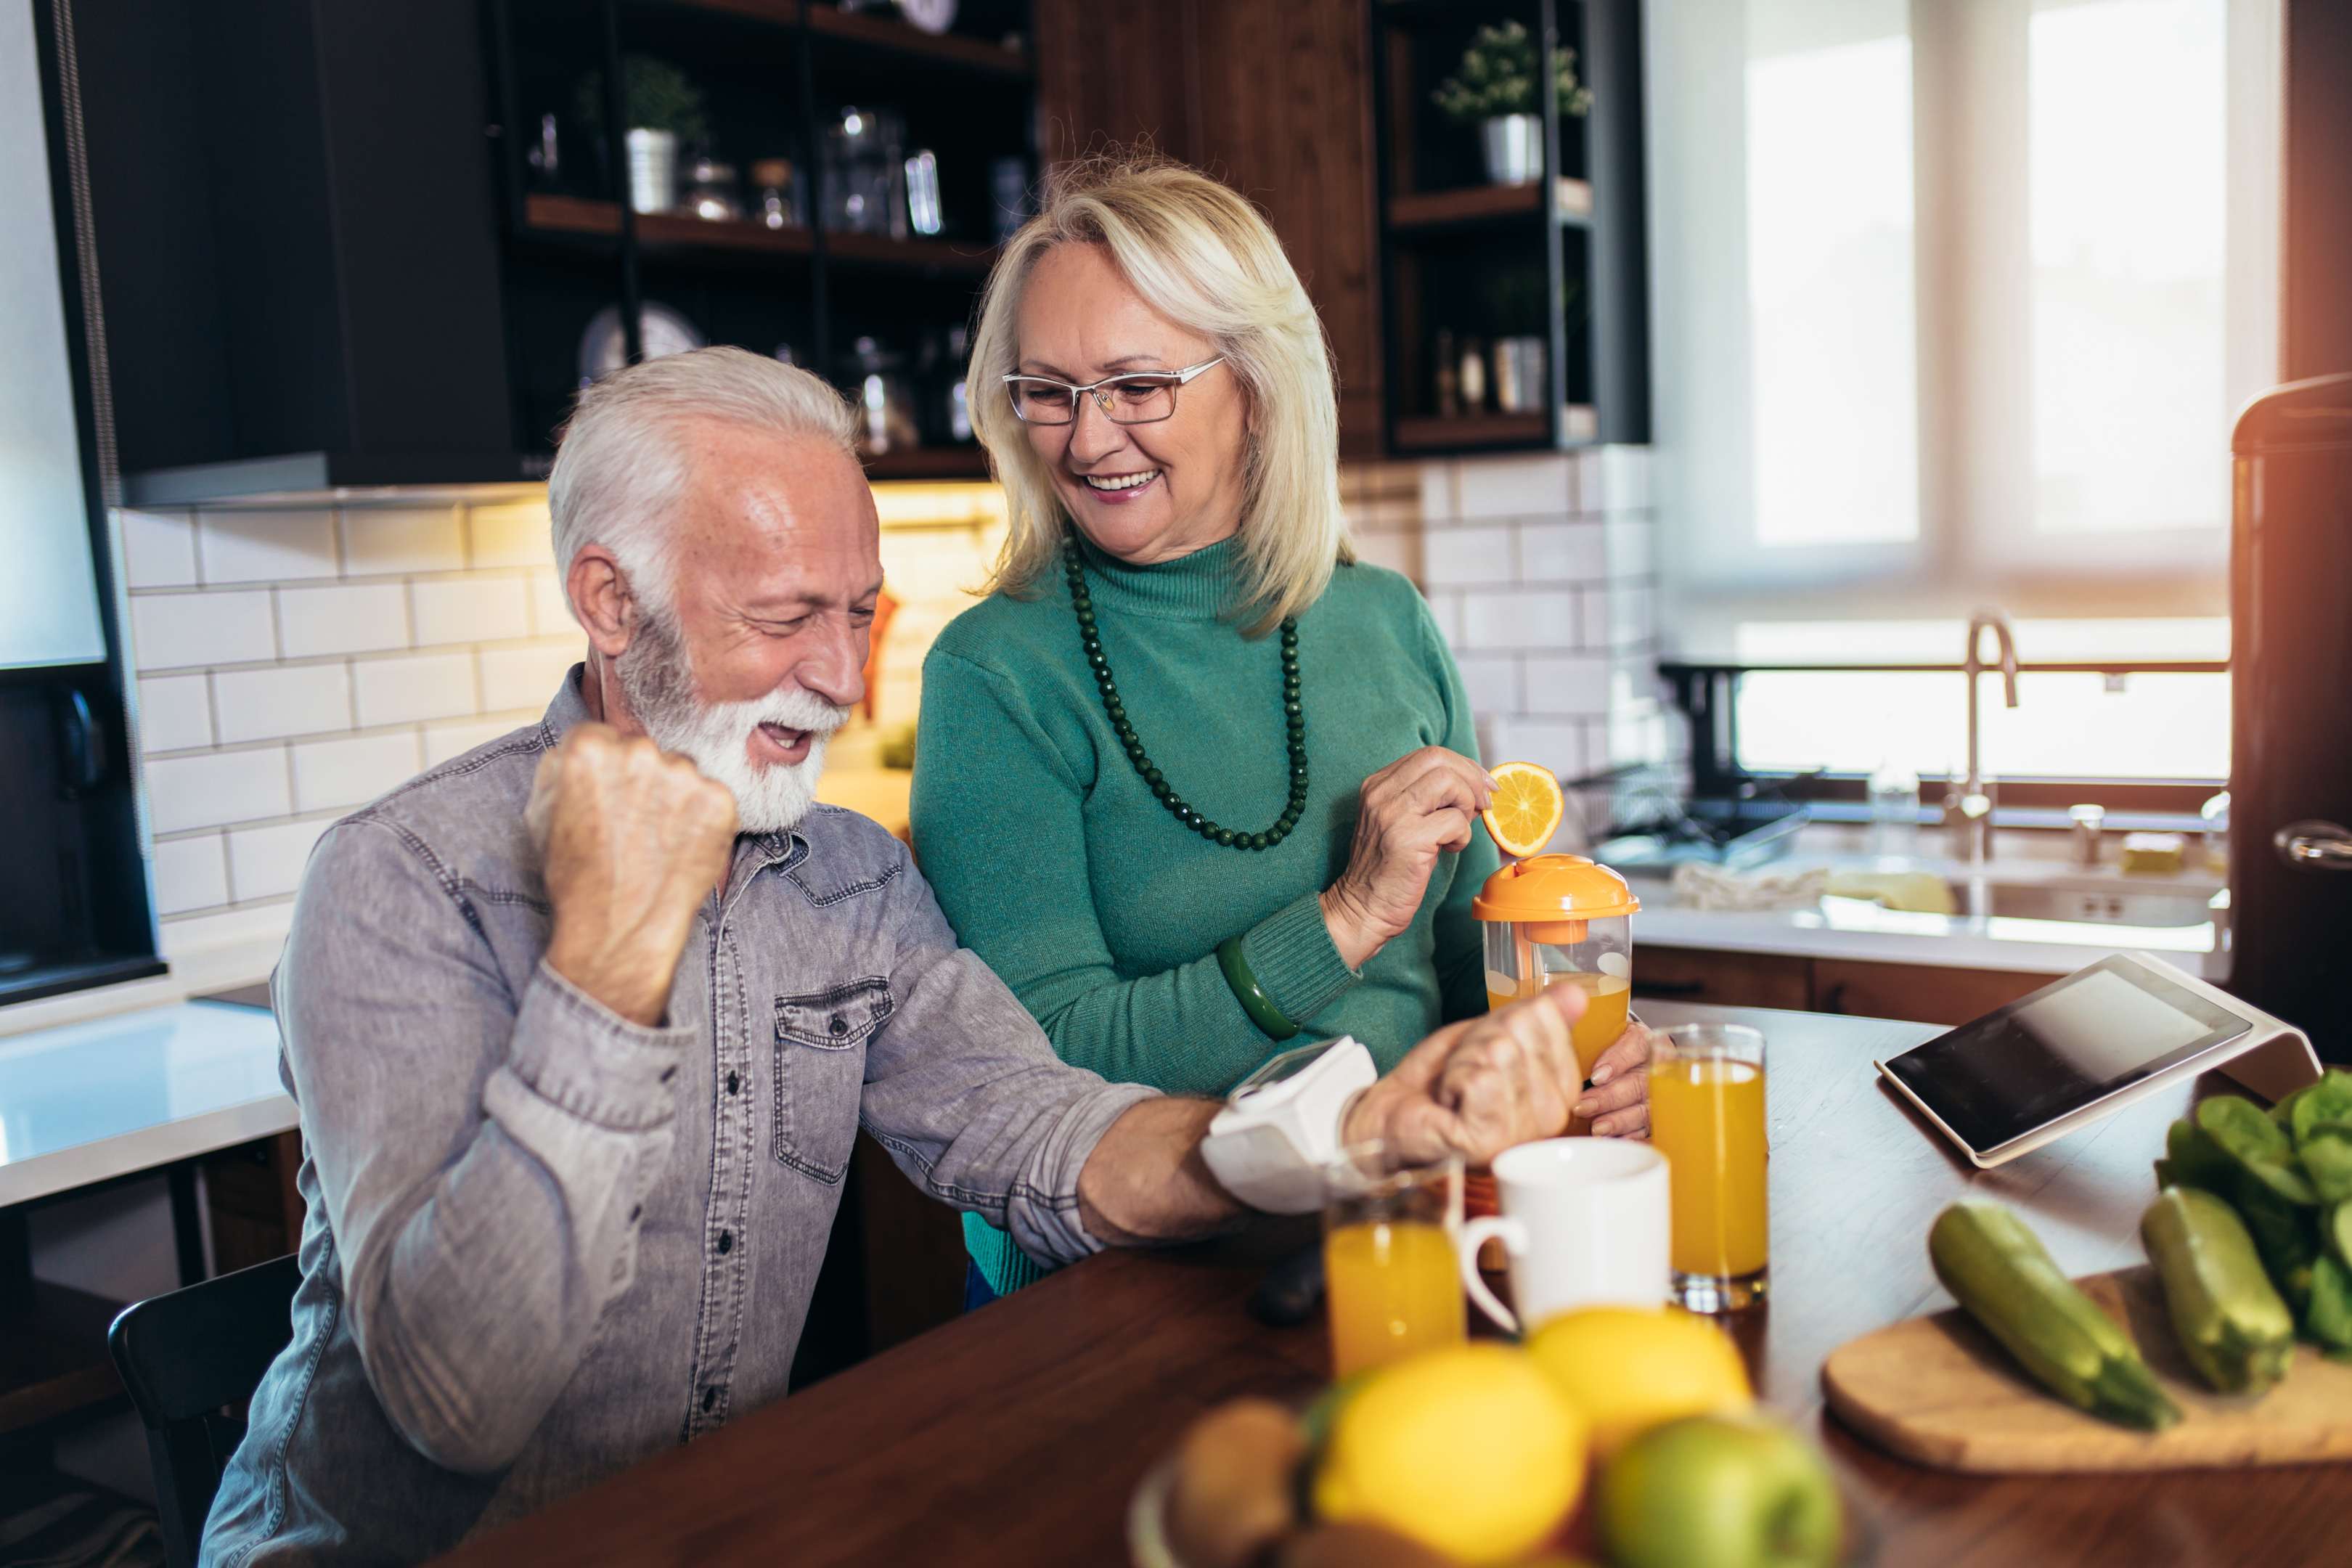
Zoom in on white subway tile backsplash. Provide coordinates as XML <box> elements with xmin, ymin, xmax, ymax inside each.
<box><xmin>480</xmin><ymin>642</ymin><xmax>583</xmax><ymax>714</ymax></box>
<box><xmin>279</xmin><ymin>583</ymin><xmax>410</xmax><ymax>658</ymax></box>
<box><xmin>1456</xmin><ymin>454</ymin><xmax>1572</xmax><ymax>520</ymax></box>
<box><xmin>227</xmin><ymin>818</ymin><xmax>332</xmax><ymax>902</ymax></box>
<box><xmin>354</xmin><ymin>652</ymin><xmax>478</xmax><ymax>727</ymax></box>
<box><xmin>213</xmin><ymin>663</ymin><xmax>352</xmax><ymax>743</ymax></box>
<box><xmin>1421</xmin><ymin>526</ymin><xmax>1514</xmax><ymax>587</ymax></box>
<box><xmin>1350</xmin><ymin>527</ymin><xmax>1422</xmax><ymax>584</ymax></box>
<box><xmin>412</xmin><ymin>577</ymin><xmax>531</xmax><ymax>646</ymax></box>
<box><xmin>1461</xmin><ymin>590</ymin><xmax>1576</xmax><ymax>650</ymax></box>
<box><xmin>1488</xmin><ymin>716</ymin><xmax>1586</xmax><ymax>780</ymax></box>
<box><xmin>149</xmin><ymin>833</ymin><xmax>229</xmax><ymax>915</ymax></box>
<box><xmin>527</xmin><ymin>571</ymin><xmax>576</xmax><ymax>637</ymax></box>
<box><xmin>1522</xmin><ymin>654</ymin><xmax>1612</xmax><ymax>716</ymax></box>
<box><xmin>136</xmin><ymin>674</ymin><xmax>213</xmax><ymax>753</ymax></box>
<box><xmin>1598</xmin><ymin>445</ymin><xmax>1649</xmax><ymax>515</ymax></box>
<box><xmin>423</xmin><ymin>717</ymin><xmax>528</xmax><ymax>767</ymax></box>
<box><xmin>146</xmin><ymin>748</ymin><xmax>292</xmax><ymax>834</ymax></box>
<box><xmin>1605</xmin><ymin>518</ymin><xmax>1651</xmax><ymax>579</ymax></box>
<box><xmin>131</xmin><ymin>591</ymin><xmax>277</xmax><ymax>671</ymax></box>
<box><xmin>292</xmin><ymin>732</ymin><xmax>425</xmax><ymax>812</ymax></box>
<box><xmin>1418</xmin><ymin>461</ymin><xmax>1461</xmax><ymax>524</ymax></box>
<box><xmin>197</xmin><ymin>510</ymin><xmax>338</xmax><ymax>584</ymax></box>
<box><xmin>1518</xmin><ymin>523</ymin><xmax>1606</xmax><ymax>584</ymax></box>
<box><xmin>1422</xmin><ymin>588</ymin><xmax>1463</xmax><ymax>645</ymax></box>
<box><xmin>467</xmin><ymin>500</ymin><xmax>555</xmax><ymax>569</ymax></box>
<box><xmin>1453</xmin><ymin>653</ymin><xmax>1520</xmax><ymax>714</ymax></box>
<box><xmin>121</xmin><ymin>510</ymin><xmax>197</xmax><ymax>589</ymax></box>
<box><xmin>341</xmin><ymin>507</ymin><xmax>465</xmax><ymax>576</ymax></box>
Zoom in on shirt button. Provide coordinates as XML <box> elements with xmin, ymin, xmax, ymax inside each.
<box><xmin>701</xmin><ymin>1387</ymin><xmax>716</xmax><ymax>1413</ymax></box>
<box><xmin>718</xmin><ymin>1231</ymin><xmax>733</xmax><ymax>1254</ymax></box>
<box><xmin>725</xmin><ymin>1071</ymin><xmax>740</xmax><ymax>1095</ymax></box>
<box><xmin>828</xmin><ymin>1016</ymin><xmax>848</xmax><ymax>1037</ymax></box>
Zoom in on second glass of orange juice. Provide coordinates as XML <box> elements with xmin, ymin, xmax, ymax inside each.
<box><xmin>1648</xmin><ymin>1023</ymin><xmax>1770</xmax><ymax>1312</ymax></box>
<box><xmin>1322</xmin><ymin>1142</ymin><xmax>1466</xmax><ymax>1378</ymax></box>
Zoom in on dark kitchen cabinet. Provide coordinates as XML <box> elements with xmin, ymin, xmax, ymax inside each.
<box><xmin>76</xmin><ymin>0</ymin><xmax>1031</xmax><ymax>500</ymax></box>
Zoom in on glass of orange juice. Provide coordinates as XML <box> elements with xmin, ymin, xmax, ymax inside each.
<box><xmin>1322</xmin><ymin>1141</ymin><xmax>1466</xmax><ymax>1378</ymax></box>
<box><xmin>1647</xmin><ymin>1024</ymin><xmax>1770</xmax><ymax>1312</ymax></box>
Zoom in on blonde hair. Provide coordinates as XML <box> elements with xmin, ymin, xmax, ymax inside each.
<box><xmin>968</xmin><ymin>154</ymin><xmax>1352</xmax><ymax>634</ymax></box>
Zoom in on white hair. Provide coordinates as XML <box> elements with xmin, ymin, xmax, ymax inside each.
<box><xmin>547</xmin><ymin>345</ymin><xmax>858</xmax><ymax>617</ymax></box>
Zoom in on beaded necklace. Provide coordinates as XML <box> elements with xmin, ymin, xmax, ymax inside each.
<box><xmin>1063</xmin><ymin>539</ymin><xmax>1305</xmax><ymax>850</ymax></box>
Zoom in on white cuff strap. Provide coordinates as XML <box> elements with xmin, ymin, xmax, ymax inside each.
<box><xmin>1199</xmin><ymin>1036</ymin><xmax>1379</xmax><ymax>1214</ymax></box>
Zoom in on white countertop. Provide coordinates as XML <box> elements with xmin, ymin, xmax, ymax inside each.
<box><xmin>0</xmin><ymin>1000</ymin><xmax>295</xmax><ymax>1206</ymax></box>
<box><xmin>1624</xmin><ymin>841</ymin><xmax>2229</xmax><ymax>981</ymax></box>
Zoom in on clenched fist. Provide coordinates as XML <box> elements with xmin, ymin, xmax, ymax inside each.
<box><xmin>528</xmin><ymin>723</ymin><xmax>738</xmax><ymax>1026</ymax></box>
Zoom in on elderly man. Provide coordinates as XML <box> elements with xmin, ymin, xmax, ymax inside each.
<box><xmin>201</xmin><ymin>348</ymin><xmax>1589</xmax><ymax>1564</ymax></box>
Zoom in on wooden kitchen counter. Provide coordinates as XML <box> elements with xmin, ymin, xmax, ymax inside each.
<box><xmin>433</xmin><ymin>1003</ymin><xmax>2347</xmax><ymax>1568</ymax></box>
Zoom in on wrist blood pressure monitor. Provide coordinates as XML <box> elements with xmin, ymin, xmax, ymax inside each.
<box><xmin>1199</xmin><ymin>1036</ymin><xmax>1377</xmax><ymax>1213</ymax></box>
<box><xmin>1877</xmin><ymin>951</ymin><xmax>2324</xmax><ymax>1168</ymax></box>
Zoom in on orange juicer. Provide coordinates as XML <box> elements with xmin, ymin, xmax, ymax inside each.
<box><xmin>1473</xmin><ymin>854</ymin><xmax>1641</xmax><ymax>1136</ymax></box>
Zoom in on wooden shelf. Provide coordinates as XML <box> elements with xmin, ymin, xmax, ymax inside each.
<box><xmin>666</xmin><ymin>0</ymin><xmax>1031</xmax><ymax>76</ymax></box>
<box><xmin>1389</xmin><ymin>178</ymin><xmax>1592</xmax><ymax>232</ymax></box>
<box><xmin>0</xmin><ymin>1282</ymin><xmax>126</xmax><ymax>1436</ymax></box>
<box><xmin>862</xmin><ymin>446</ymin><xmax>990</xmax><ymax>481</ymax></box>
<box><xmin>523</xmin><ymin>196</ymin><xmax>997</xmax><ymax>274</ymax></box>
<box><xmin>1393</xmin><ymin>411</ymin><xmax>1551</xmax><ymax>450</ymax></box>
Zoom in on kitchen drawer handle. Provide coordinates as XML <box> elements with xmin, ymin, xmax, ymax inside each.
<box><xmin>2274</xmin><ymin>820</ymin><xmax>2352</xmax><ymax>873</ymax></box>
<box><xmin>1631</xmin><ymin>979</ymin><xmax>1707</xmax><ymax>999</ymax></box>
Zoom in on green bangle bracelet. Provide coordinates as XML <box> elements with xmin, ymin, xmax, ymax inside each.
<box><xmin>1216</xmin><ymin>935</ymin><xmax>1302</xmax><ymax>1042</ymax></box>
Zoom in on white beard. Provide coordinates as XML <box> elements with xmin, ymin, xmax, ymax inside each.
<box><xmin>618</xmin><ymin>609</ymin><xmax>850</xmax><ymax>835</ymax></box>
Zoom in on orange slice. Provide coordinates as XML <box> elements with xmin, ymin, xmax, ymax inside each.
<box><xmin>1482</xmin><ymin>761</ymin><xmax>1564</xmax><ymax>858</ymax></box>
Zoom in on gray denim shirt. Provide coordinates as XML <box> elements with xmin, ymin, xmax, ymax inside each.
<box><xmin>201</xmin><ymin>671</ymin><xmax>1156</xmax><ymax>1566</ymax></box>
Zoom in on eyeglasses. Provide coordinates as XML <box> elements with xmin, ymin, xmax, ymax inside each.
<box><xmin>1000</xmin><ymin>357</ymin><xmax>1226</xmax><ymax>426</ymax></box>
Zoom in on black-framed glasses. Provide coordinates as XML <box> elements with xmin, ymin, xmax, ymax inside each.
<box><xmin>1000</xmin><ymin>356</ymin><xmax>1227</xmax><ymax>426</ymax></box>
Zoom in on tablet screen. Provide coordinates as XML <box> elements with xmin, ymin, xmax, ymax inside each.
<box><xmin>1882</xmin><ymin>956</ymin><xmax>2251</xmax><ymax>1153</ymax></box>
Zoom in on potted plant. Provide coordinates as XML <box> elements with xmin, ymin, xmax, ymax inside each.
<box><xmin>1432</xmin><ymin>20</ymin><xmax>1591</xmax><ymax>187</ymax></box>
<box><xmin>575</xmin><ymin>55</ymin><xmax>708</xmax><ymax>213</ymax></box>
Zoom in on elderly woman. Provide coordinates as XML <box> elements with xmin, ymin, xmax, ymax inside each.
<box><xmin>911</xmin><ymin>158</ymin><xmax>1648</xmax><ymax>1299</ymax></box>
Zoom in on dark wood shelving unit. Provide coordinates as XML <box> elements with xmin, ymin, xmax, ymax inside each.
<box><xmin>1369</xmin><ymin>0</ymin><xmax>1647</xmax><ymax>456</ymax></box>
<box><xmin>489</xmin><ymin>0</ymin><xmax>1032</xmax><ymax>479</ymax></box>
<box><xmin>1387</xmin><ymin>175</ymin><xmax>1590</xmax><ymax>231</ymax></box>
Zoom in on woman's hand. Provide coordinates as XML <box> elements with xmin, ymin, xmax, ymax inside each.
<box><xmin>1320</xmin><ymin>747</ymin><xmax>1495</xmax><ymax>970</ymax></box>
<box><xmin>1578</xmin><ymin>1021</ymin><xmax>1654</xmax><ymax>1139</ymax></box>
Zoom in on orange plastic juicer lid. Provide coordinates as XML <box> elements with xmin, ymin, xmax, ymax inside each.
<box><xmin>1471</xmin><ymin>854</ymin><xmax>1640</xmax><ymax>945</ymax></box>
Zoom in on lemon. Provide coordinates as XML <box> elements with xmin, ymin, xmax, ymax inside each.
<box><xmin>1526</xmin><ymin>1307</ymin><xmax>1754</xmax><ymax>1459</ymax></box>
<box><xmin>1482</xmin><ymin>761</ymin><xmax>1566</xmax><ymax>859</ymax></box>
<box><xmin>1312</xmin><ymin>1344</ymin><xmax>1585</xmax><ymax>1565</ymax></box>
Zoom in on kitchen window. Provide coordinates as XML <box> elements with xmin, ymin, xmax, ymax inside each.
<box><xmin>1645</xmin><ymin>0</ymin><xmax>2279</xmax><ymax>787</ymax></box>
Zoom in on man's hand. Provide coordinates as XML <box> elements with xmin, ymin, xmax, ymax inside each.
<box><xmin>528</xmin><ymin>723</ymin><xmax>738</xmax><ymax>1026</ymax></box>
<box><xmin>1578</xmin><ymin>1021</ymin><xmax>1654</xmax><ymax>1138</ymax></box>
<box><xmin>1344</xmin><ymin>988</ymin><xmax>1598</xmax><ymax>1166</ymax></box>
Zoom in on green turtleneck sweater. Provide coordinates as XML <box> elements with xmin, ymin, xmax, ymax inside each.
<box><xmin>910</xmin><ymin>536</ymin><xmax>1498</xmax><ymax>1295</ymax></box>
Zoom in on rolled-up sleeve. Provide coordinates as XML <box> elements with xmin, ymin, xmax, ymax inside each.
<box><xmin>854</xmin><ymin>867</ymin><xmax>1159</xmax><ymax>1268</ymax></box>
<box><xmin>279</xmin><ymin>819</ymin><xmax>689</xmax><ymax>1475</ymax></box>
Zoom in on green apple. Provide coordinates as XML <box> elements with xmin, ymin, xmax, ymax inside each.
<box><xmin>1596</xmin><ymin>1414</ymin><xmax>1842</xmax><ymax>1568</ymax></box>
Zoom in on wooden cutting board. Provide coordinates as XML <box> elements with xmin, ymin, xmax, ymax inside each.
<box><xmin>1821</xmin><ymin>1265</ymin><xmax>2352</xmax><ymax>1472</ymax></box>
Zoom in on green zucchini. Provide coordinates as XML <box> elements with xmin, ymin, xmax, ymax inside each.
<box><xmin>2141</xmin><ymin>1186</ymin><xmax>2296</xmax><ymax>1395</ymax></box>
<box><xmin>1930</xmin><ymin>1199</ymin><xmax>2181</xmax><ymax>1431</ymax></box>
<box><xmin>2308</xmin><ymin>1254</ymin><xmax>2352</xmax><ymax>1358</ymax></box>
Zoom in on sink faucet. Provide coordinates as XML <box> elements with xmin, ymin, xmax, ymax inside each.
<box><xmin>1954</xmin><ymin>608</ymin><xmax>2020</xmax><ymax>864</ymax></box>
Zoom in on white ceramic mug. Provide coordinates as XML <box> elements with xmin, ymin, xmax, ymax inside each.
<box><xmin>1456</xmin><ymin>1137</ymin><xmax>1673</xmax><ymax>1334</ymax></box>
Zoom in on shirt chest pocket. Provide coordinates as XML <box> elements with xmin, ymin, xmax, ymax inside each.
<box><xmin>771</xmin><ymin>977</ymin><xmax>892</xmax><ymax>1183</ymax></box>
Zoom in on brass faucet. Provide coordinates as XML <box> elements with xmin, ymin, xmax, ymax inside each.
<box><xmin>1953</xmin><ymin>609</ymin><xmax>2020</xmax><ymax>864</ymax></box>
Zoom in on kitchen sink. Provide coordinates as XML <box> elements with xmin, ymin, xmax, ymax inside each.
<box><xmin>1953</xmin><ymin>880</ymin><xmax>2221</xmax><ymax>928</ymax></box>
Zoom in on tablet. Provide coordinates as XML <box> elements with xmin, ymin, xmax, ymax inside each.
<box><xmin>1875</xmin><ymin>952</ymin><xmax>2322</xmax><ymax>1167</ymax></box>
